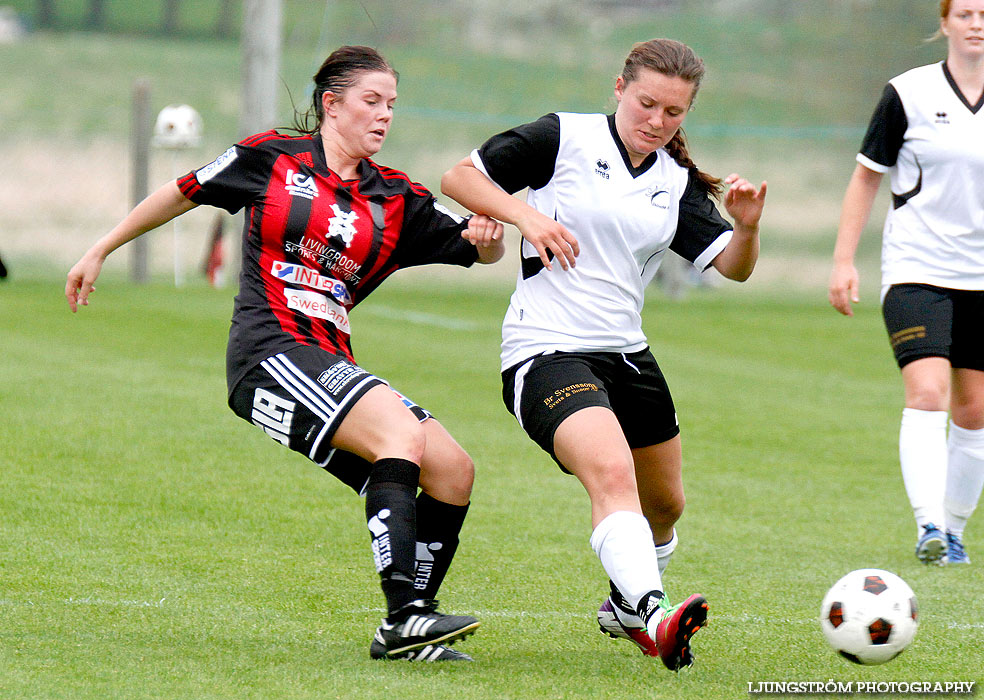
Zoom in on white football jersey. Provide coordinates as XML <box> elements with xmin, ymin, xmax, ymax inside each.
<box><xmin>857</xmin><ymin>62</ymin><xmax>984</xmax><ymax>294</ymax></box>
<box><xmin>473</xmin><ymin>112</ymin><xmax>733</xmax><ymax>370</ymax></box>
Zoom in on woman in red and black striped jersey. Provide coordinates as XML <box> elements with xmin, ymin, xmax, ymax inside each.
<box><xmin>66</xmin><ymin>46</ymin><xmax>503</xmax><ymax>662</ymax></box>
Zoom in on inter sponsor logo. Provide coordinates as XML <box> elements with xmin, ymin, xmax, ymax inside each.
<box><xmin>284</xmin><ymin>288</ymin><xmax>351</xmax><ymax>332</ymax></box>
<box><xmin>196</xmin><ymin>146</ymin><xmax>237</xmax><ymax>184</ymax></box>
<box><xmin>271</xmin><ymin>260</ymin><xmax>352</xmax><ymax>304</ymax></box>
<box><xmin>368</xmin><ymin>509</ymin><xmax>393</xmax><ymax>572</ymax></box>
<box><xmin>414</xmin><ymin>542</ymin><xmax>443</xmax><ymax>590</ymax></box>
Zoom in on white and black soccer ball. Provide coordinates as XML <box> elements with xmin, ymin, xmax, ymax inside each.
<box><xmin>819</xmin><ymin>568</ymin><xmax>918</xmax><ymax>665</ymax></box>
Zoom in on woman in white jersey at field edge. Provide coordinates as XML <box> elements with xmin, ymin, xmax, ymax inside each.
<box><xmin>829</xmin><ymin>0</ymin><xmax>984</xmax><ymax>567</ymax></box>
<box><xmin>441</xmin><ymin>39</ymin><xmax>766</xmax><ymax>670</ymax></box>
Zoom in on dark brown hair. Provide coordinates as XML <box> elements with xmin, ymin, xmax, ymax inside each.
<box><xmin>292</xmin><ymin>45</ymin><xmax>398</xmax><ymax>134</ymax></box>
<box><xmin>621</xmin><ymin>39</ymin><xmax>722</xmax><ymax>198</ymax></box>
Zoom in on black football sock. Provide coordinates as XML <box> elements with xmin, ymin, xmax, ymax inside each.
<box><xmin>413</xmin><ymin>492</ymin><xmax>469</xmax><ymax>600</ymax></box>
<box><xmin>364</xmin><ymin>457</ymin><xmax>420</xmax><ymax>620</ymax></box>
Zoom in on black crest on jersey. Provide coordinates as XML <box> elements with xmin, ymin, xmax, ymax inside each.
<box><xmin>935</xmin><ymin>111</ymin><xmax>949</xmax><ymax>124</ymax></box>
<box><xmin>892</xmin><ymin>158</ymin><xmax>922</xmax><ymax>210</ymax></box>
<box><xmin>649</xmin><ymin>189</ymin><xmax>670</xmax><ymax>209</ymax></box>
<box><xmin>522</xmin><ymin>250</ymin><xmax>555</xmax><ymax>280</ymax></box>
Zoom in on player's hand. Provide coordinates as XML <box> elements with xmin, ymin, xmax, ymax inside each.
<box><xmin>723</xmin><ymin>174</ymin><xmax>767</xmax><ymax>229</ymax></box>
<box><xmin>65</xmin><ymin>252</ymin><xmax>104</xmax><ymax>313</ymax></box>
<box><xmin>515</xmin><ymin>211</ymin><xmax>579</xmax><ymax>271</ymax></box>
<box><xmin>461</xmin><ymin>214</ymin><xmax>503</xmax><ymax>247</ymax></box>
<box><xmin>828</xmin><ymin>261</ymin><xmax>860</xmax><ymax>317</ymax></box>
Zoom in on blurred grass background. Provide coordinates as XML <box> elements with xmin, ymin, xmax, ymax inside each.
<box><xmin>0</xmin><ymin>0</ymin><xmax>946</xmax><ymax>289</ymax></box>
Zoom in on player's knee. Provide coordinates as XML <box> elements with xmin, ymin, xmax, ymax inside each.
<box><xmin>590</xmin><ymin>458</ymin><xmax>639</xmax><ymax>501</ymax></box>
<box><xmin>445</xmin><ymin>449</ymin><xmax>475</xmax><ymax>501</ymax></box>
<box><xmin>645</xmin><ymin>492</ymin><xmax>685</xmax><ymax>528</ymax></box>
<box><xmin>903</xmin><ymin>370</ymin><xmax>949</xmax><ymax>410</ymax></box>
<box><xmin>373</xmin><ymin>418</ymin><xmax>427</xmax><ymax>464</ymax></box>
<box><xmin>952</xmin><ymin>400</ymin><xmax>984</xmax><ymax>430</ymax></box>
<box><xmin>418</xmin><ymin>447</ymin><xmax>474</xmax><ymax>504</ymax></box>
<box><xmin>905</xmin><ymin>382</ymin><xmax>948</xmax><ymax>410</ymax></box>
<box><xmin>402</xmin><ymin>422</ymin><xmax>428</xmax><ymax>464</ymax></box>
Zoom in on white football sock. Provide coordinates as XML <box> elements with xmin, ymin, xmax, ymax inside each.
<box><xmin>654</xmin><ymin>528</ymin><xmax>678</xmax><ymax>579</ymax></box>
<box><xmin>899</xmin><ymin>408</ymin><xmax>948</xmax><ymax>531</ymax></box>
<box><xmin>590</xmin><ymin>511</ymin><xmax>662</xmax><ymax>613</ymax></box>
<box><xmin>945</xmin><ymin>421</ymin><xmax>984</xmax><ymax>538</ymax></box>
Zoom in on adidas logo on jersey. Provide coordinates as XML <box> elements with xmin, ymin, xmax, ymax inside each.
<box><xmin>285</xmin><ymin>169</ymin><xmax>318</xmax><ymax>200</ymax></box>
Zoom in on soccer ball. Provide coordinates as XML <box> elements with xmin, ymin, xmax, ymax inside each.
<box><xmin>819</xmin><ymin>569</ymin><xmax>918</xmax><ymax>665</ymax></box>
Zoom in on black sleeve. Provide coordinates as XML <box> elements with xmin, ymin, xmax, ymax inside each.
<box><xmin>670</xmin><ymin>171</ymin><xmax>732</xmax><ymax>267</ymax></box>
<box><xmin>858</xmin><ymin>84</ymin><xmax>908</xmax><ymax>169</ymax></box>
<box><xmin>177</xmin><ymin>141</ymin><xmax>271</xmax><ymax>214</ymax></box>
<box><xmin>475</xmin><ymin>113</ymin><xmax>560</xmax><ymax>194</ymax></box>
<box><xmin>395</xmin><ymin>185</ymin><xmax>478</xmax><ymax>269</ymax></box>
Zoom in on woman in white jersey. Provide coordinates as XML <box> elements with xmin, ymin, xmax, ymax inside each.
<box><xmin>442</xmin><ymin>39</ymin><xmax>766</xmax><ymax>670</ymax></box>
<box><xmin>829</xmin><ymin>0</ymin><xmax>984</xmax><ymax>566</ymax></box>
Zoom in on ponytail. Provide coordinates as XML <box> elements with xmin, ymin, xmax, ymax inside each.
<box><xmin>664</xmin><ymin>129</ymin><xmax>723</xmax><ymax>199</ymax></box>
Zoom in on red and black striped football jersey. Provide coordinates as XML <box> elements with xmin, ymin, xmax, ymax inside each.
<box><xmin>177</xmin><ymin>130</ymin><xmax>478</xmax><ymax>393</ymax></box>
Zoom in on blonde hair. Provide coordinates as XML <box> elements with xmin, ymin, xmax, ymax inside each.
<box><xmin>928</xmin><ymin>0</ymin><xmax>952</xmax><ymax>42</ymax></box>
<box><xmin>620</xmin><ymin>39</ymin><xmax>722</xmax><ymax>198</ymax></box>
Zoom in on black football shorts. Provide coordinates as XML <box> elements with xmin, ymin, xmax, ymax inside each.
<box><xmin>501</xmin><ymin>348</ymin><xmax>680</xmax><ymax>470</ymax></box>
<box><xmin>882</xmin><ymin>283</ymin><xmax>984</xmax><ymax>370</ymax></box>
<box><xmin>229</xmin><ymin>344</ymin><xmax>430</xmax><ymax>494</ymax></box>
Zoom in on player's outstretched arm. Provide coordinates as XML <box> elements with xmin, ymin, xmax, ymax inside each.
<box><xmin>66</xmin><ymin>181</ymin><xmax>198</xmax><ymax>312</ymax></box>
<box><xmin>828</xmin><ymin>164</ymin><xmax>882</xmax><ymax>317</ymax></box>
<box><xmin>442</xmin><ymin>157</ymin><xmax>579</xmax><ymax>271</ymax></box>
<box><xmin>713</xmin><ymin>174</ymin><xmax>767</xmax><ymax>282</ymax></box>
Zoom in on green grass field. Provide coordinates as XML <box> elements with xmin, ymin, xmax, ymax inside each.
<box><xmin>2</xmin><ymin>274</ymin><xmax>982</xmax><ymax>699</ymax></box>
